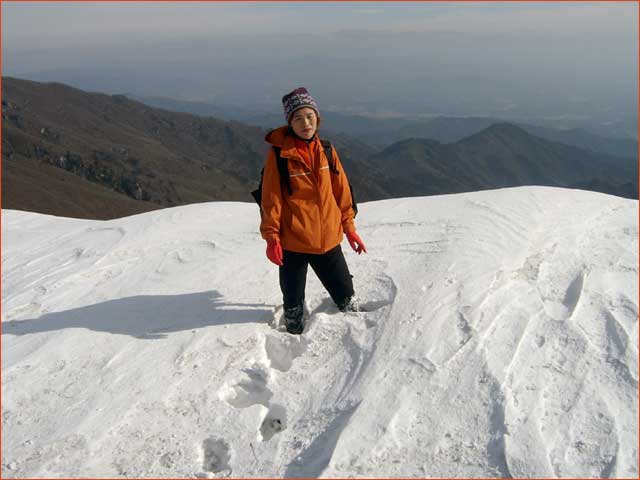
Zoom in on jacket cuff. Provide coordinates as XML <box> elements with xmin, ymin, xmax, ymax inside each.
<box><xmin>343</xmin><ymin>222</ymin><xmax>356</xmax><ymax>234</ymax></box>
<box><xmin>264</xmin><ymin>234</ymin><xmax>280</xmax><ymax>244</ymax></box>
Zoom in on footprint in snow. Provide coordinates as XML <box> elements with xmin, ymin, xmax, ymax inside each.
<box><xmin>219</xmin><ymin>364</ymin><xmax>272</xmax><ymax>408</ymax></box>
<box><xmin>355</xmin><ymin>272</ymin><xmax>397</xmax><ymax>312</ymax></box>
<box><xmin>308</xmin><ymin>273</ymin><xmax>397</xmax><ymax>317</ymax></box>
<box><xmin>264</xmin><ymin>334</ymin><xmax>308</xmax><ymax>372</ymax></box>
<box><xmin>201</xmin><ymin>437</ymin><xmax>232</xmax><ymax>476</ymax></box>
<box><xmin>259</xmin><ymin>403</ymin><xmax>287</xmax><ymax>442</ymax></box>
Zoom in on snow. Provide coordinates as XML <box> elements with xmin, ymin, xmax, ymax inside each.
<box><xmin>1</xmin><ymin>186</ymin><xmax>638</xmax><ymax>478</ymax></box>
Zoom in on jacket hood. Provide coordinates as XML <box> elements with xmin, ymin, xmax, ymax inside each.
<box><xmin>265</xmin><ymin>125</ymin><xmax>319</xmax><ymax>146</ymax></box>
<box><xmin>265</xmin><ymin>125</ymin><xmax>321</xmax><ymax>162</ymax></box>
<box><xmin>265</xmin><ymin>126</ymin><xmax>291</xmax><ymax>147</ymax></box>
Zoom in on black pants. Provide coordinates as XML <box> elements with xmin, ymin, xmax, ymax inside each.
<box><xmin>280</xmin><ymin>245</ymin><xmax>354</xmax><ymax>309</ymax></box>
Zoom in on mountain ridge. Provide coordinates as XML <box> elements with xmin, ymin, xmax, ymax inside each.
<box><xmin>132</xmin><ymin>93</ymin><xmax>638</xmax><ymax>156</ymax></box>
<box><xmin>368</xmin><ymin>122</ymin><xmax>636</xmax><ymax>199</ymax></box>
<box><xmin>2</xmin><ymin>77</ymin><xmax>637</xmax><ymax>220</ymax></box>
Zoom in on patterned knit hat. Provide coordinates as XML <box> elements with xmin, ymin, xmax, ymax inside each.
<box><xmin>282</xmin><ymin>87</ymin><xmax>319</xmax><ymax>123</ymax></box>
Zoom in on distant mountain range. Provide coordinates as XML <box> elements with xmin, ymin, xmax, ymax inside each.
<box><xmin>2</xmin><ymin>77</ymin><xmax>637</xmax><ymax>220</ymax></box>
<box><xmin>3</xmin><ymin>77</ymin><xmax>268</xmax><ymax>219</ymax></box>
<box><xmin>2</xmin><ymin>78</ymin><xmax>386</xmax><ymax>219</ymax></box>
<box><xmin>368</xmin><ymin>123</ymin><xmax>637</xmax><ymax>199</ymax></box>
<box><xmin>132</xmin><ymin>94</ymin><xmax>638</xmax><ymax>159</ymax></box>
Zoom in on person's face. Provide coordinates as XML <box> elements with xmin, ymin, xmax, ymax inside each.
<box><xmin>290</xmin><ymin>107</ymin><xmax>318</xmax><ymax>140</ymax></box>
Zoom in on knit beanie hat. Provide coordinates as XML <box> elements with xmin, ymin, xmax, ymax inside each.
<box><xmin>282</xmin><ymin>87</ymin><xmax>319</xmax><ymax>123</ymax></box>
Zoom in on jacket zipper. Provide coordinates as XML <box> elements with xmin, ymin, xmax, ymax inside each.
<box><xmin>309</xmin><ymin>142</ymin><xmax>324</xmax><ymax>253</ymax></box>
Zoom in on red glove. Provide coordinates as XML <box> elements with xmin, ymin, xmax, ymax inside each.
<box><xmin>266</xmin><ymin>239</ymin><xmax>283</xmax><ymax>266</ymax></box>
<box><xmin>346</xmin><ymin>231</ymin><xmax>367</xmax><ymax>255</ymax></box>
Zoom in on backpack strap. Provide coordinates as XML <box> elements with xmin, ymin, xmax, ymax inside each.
<box><xmin>257</xmin><ymin>140</ymin><xmax>357</xmax><ymax>217</ymax></box>
<box><xmin>320</xmin><ymin>139</ymin><xmax>340</xmax><ymax>175</ymax></box>
<box><xmin>273</xmin><ymin>146</ymin><xmax>293</xmax><ymax>195</ymax></box>
<box><xmin>319</xmin><ymin>139</ymin><xmax>358</xmax><ymax>217</ymax></box>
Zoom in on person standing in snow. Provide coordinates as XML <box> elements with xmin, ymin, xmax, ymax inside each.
<box><xmin>260</xmin><ymin>87</ymin><xmax>367</xmax><ymax>334</ymax></box>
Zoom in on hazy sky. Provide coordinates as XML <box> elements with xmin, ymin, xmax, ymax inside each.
<box><xmin>4</xmin><ymin>2</ymin><xmax>637</xmax><ymax>40</ymax></box>
<box><xmin>2</xmin><ymin>2</ymin><xmax>638</xmax><ymax>134</ymax></box>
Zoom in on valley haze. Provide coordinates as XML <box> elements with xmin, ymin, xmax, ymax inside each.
<box><xmin>2</xmin><ymin>77</ymin><xmax>637</xmax><ymax>222</ymax></box>
<box><xmin>2</xmin><ymin>2</ymin><xmax>638</xmax><ymax>139</ymax></box>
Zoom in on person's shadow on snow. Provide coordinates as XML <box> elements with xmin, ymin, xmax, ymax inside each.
<box><xmin>2</xmin><ymin>291</ymin><xmax>273</xmax><ymax>339</ymax></box>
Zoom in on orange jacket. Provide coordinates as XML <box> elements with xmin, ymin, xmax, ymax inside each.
<box><xmin>260</xmin><ymin>126</ymin><xmax>356</xmax><ymax>254</ymax></box>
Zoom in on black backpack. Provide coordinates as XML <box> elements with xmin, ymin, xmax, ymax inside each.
<box><xmin>251</xmin><ymin>139</ymin><xmax>358</xmax><ymax>217</ymax></box>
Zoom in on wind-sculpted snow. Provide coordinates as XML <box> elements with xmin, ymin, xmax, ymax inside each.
<box><xmin>1</xmin><ymin>187</ymin><xmax>637</xmax><ymax>478</ymax></box>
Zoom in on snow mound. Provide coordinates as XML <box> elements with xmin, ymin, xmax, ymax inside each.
<box><xmin>2</xmin><ymin>187</ymin><xmax>638</xmax><ymax>478</ymax></box>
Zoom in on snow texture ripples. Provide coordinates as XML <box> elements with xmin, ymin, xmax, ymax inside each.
<box><xmin>1</xmin><ymin>187</ymin><xmax>637</xmax><ymax>478</ymax></box>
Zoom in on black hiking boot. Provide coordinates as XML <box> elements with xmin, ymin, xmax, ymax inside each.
<box><xmin>284</xmin><ymin>305</ymin><xmax>304</xmax><ymax>334</ymax></box>
<box><xmin>337</xmin><ymin>296</ymin><xmax>360</xmax><ymax>313</ymax></box>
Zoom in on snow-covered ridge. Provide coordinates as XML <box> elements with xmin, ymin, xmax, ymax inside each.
<box><xmin>2</xmin><ymin>186</ymin><xmax>638</xmax><ymax>478</ymax></box>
